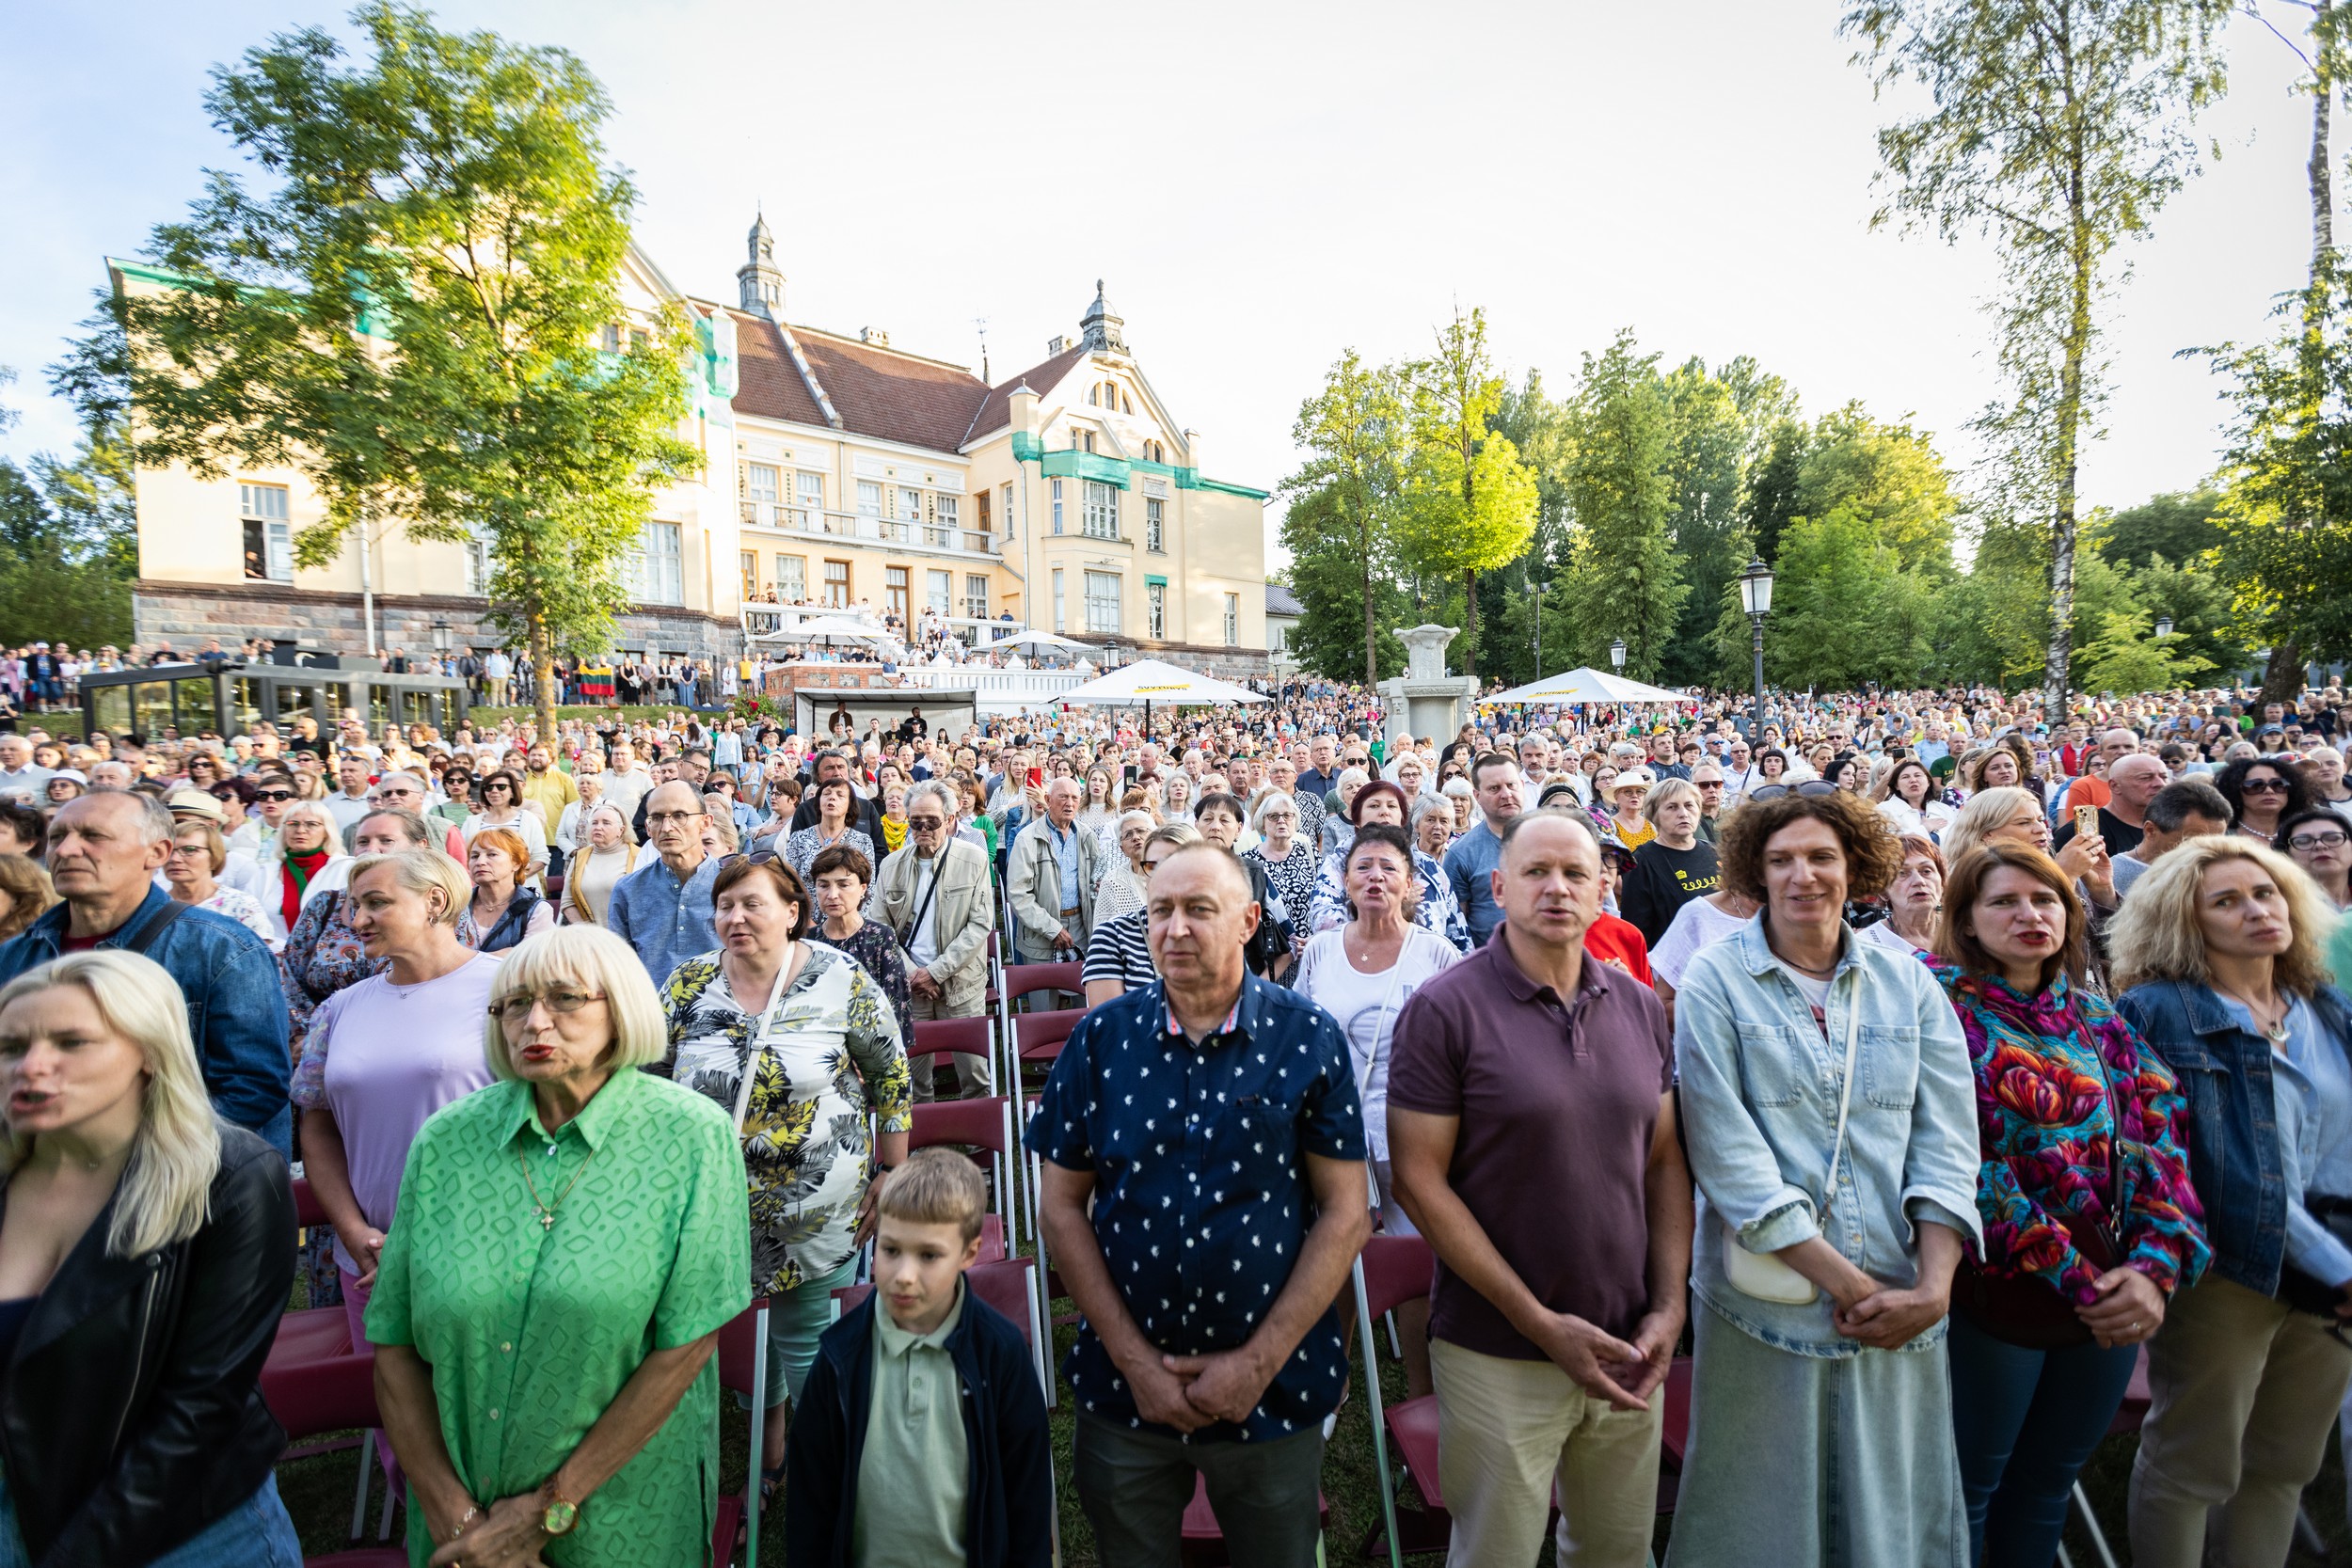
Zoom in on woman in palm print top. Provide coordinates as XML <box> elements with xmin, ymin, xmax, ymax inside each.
<box><xmin>655</xmin><ymin>855</ymin><xmax>909</xmax><ymax>1484</ymax></box>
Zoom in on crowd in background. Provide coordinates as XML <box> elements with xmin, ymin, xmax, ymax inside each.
<box><xmin>1</xmin><ymin>666</ymin><xmax>2350</xmax><ymax>1566</ymax></box>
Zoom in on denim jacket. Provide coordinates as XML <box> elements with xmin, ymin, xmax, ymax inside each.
<box><xmin>2115</xmin><ymin>978</ymin><xmax>2352</xmax><ymax>1299</ymax></box>
<box><xmin>1674</xmin><ymin>916</ymin><xmax>1981</xmax><ymax>1357</ymax></box>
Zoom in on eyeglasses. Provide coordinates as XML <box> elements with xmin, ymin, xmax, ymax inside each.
<box><xmin>254</xmin><ymin>789</ymin><xmax>294</xmax><ymax>802</ymax></box>
<box><xmin>905</xmin><ymin>816</ymin><xmax>947</xmax><ymax>830</ymax></box>
<box><xmin>2241</xmin><ymin>778</ymin><xmax>2292</xmax><ymax>794</ymax></box>
<box><xmin>644</xmin><ymin>809</ymin><xmax>706</xmax><ymax>825</ymax></box>
<box><xmin>490</xmin><ymin>989</ymin><xmax>605</xmax><ymax>1022</ymax></box>
<box><xmin>2289</xmin><ymin>830</ymin><xmax>2349</xmax><ymax>851</ymax></box>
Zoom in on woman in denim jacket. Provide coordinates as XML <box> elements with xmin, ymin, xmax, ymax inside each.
<box><xmin>2111</xmin><ymin>837</ymin><xmax>2352</xmax><ymax>1568</ymax></box>
<box><xmin>1932</xmin><ymin>844</ymin><xmax>2208</xmax><ymax>1568</ymax></box>
<box><xmin>1668</xmin><ymin>790</ymin><xmax>1982</xmax><ymax>1568</ymax></box>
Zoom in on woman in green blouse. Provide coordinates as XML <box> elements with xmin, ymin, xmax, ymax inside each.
<box><xmin>368</xmin><ymin>925</ymin><xmax>750</xmax><ymax>1568</ymax></box>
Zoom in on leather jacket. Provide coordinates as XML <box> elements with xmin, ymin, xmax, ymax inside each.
<box><xmin>0</xmin><ymin>1125</ymin><xmax>294</xmax><ymax>1566</ymax></box>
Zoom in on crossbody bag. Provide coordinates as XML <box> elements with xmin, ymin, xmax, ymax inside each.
<box><xmin>1723</xmin><ymin>985</ymin><xmax>1859</xmax><ymax>1307</ymax></box>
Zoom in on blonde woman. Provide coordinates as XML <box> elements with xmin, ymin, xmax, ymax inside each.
<box><xmin>1942</xmin><ymin>786</ymin><xmax>2115</xmax><ymax>911</ymax></box>
<box><xmin>0</xmin><ymin>950</ymin><xmax>301</xmax><ymax>1564</ymax></box>
<box><xmin>0</xmin><ymin>856</ymin><xmax>56</xmax><ymax>945</ymax></box>
<box><xmin>564</xmin><ymin>802</ymin><xmax>638</xmax><ymax>927</ymax></box>
<box><xmin>2111</xmin><ymin>840</ymin><xmax>2352</xmax><ymax>1568</ymax></box>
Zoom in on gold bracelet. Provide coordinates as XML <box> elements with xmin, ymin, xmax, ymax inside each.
<box><xmin>448</xmin><ymin>1504</ymin><xmax>481</xmax><ymax>1544</ymax></box>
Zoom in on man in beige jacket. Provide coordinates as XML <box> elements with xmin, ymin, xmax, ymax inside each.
<box><xmin>878</xmin><ymin>779</ymin><xmax>996</xmax><ymax>1099</ymax></box>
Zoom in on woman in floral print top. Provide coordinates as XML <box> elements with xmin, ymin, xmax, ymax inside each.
<box><xmin>1931</xmin><ymin>843</ymin><xmax>2208</xmax><ymax>1568</ymax></box>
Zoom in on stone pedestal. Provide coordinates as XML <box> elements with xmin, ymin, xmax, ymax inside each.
<box><xmin>1376</xmin><ymin>624</ymin><xmax>1479</xmax><ymax>743</ymax></box>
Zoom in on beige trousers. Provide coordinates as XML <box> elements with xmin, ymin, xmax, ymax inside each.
<box><xmin>2129</xmin><ymin>1275</ymin><xmax>2352</xmax><ymax>1568</ymax></box>
<box><xmin>1429</xmin><ymin>1337</ymin><xmax>1661</xmax><ymax>1568</ymax></box>
<box><xmin>905</xmin><ymin>987</ymin><xmax>992</xmax><ymax>1101</ymax></box>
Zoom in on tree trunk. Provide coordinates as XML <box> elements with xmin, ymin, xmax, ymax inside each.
<box><xmin>2043</xmin><ymin>199</ymin><xmax>2096</xmax><ymax>725</ymax></box>
<box><xmin>1359</xmin><ymin>509</ymin><xmax>1378</xmax><ymax>688</ymax></box>
<box><xmin>531</xmin><ymin>611</ymin><xmax>556</xmax><ymax>746</ymax></box>
<box><xmin>2314</xmin><ymin>1</ymin><xmax>2335</xmax><ymax>280</ymax></box>
<box><xmin>2261</xmin><ymin>640</ymin><xmax>2308</xmax><ymax>708</ymax></box>
<box><xmin>1461</xmin><ymin>567</ymin><xmax>1479</xmax><ymax>679</ymax></box>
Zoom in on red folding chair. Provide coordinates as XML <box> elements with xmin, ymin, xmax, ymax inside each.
<box><xmin>711</xmin><ymin>1299</ymin><xmax>772</xmax><ymax>1568</ymax></box>
<box><xmin>258</xmin><ymin>1351</ymin><xmax>405</xmax><ymax>1567</ymax></box>
<box><xmin>1011</xmin><ymin>1006</ymin><xmax>1085</xmax><ymax>1100</ymax></box>
<box><xmin>908</xmin><ymin>1094</ymin><xmax>1019</xmax><ymax>1261</ymax></box>
<box><xmin>998</xmin><ymin>960</ymin><xmax>1084</xmax><ymax>1091</ymax></box>
<box><xmin>912</xmin><ymin>1013</ymin><xmax>999</xmax><ymax>1109</ymax></box>
<box><xmin>1354</xmin><ymin>1233</ymin><xmax>1446</xmax><ymax>1567</ymax></box>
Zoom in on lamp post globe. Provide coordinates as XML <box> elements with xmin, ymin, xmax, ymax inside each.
<box><xmin>1738</xmin><ymin>557</ymin><xmax>1774</xmax><ymax>740</ymax></box>
<box><xmin>2154</xmin><ymin>614</ymin><xmax>2174</xmax><ymax>640</ymax></box>
<box><xmin>1609</xmin><ymin>638</ymin><xmax>1627</xmax><ymax>673</ymax></box>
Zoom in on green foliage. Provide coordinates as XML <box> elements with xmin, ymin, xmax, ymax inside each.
<box><xmin>1659</xmin><ymin>359</ymin><xmax>1750</xmax><ymax>685</ymax></box>
<box><xmin>1717</xmin><ymin>505</ymin><xmax>1936</xmax><ymax>689</ymax></box>
<box><xmin>59</xmin><ymin>1</ymin><xmax>702</xmax><ymax>737</ymax></box>
<box><xmin>1281</xmin><ymin>349</ymin><xmax>1409</xmax><ymax>685</ymax></box>
<box><xmin>1740</xmin><ymin>420</ymin><xmax>1809</xmax><ymax>565</ymax></box>
<box><xmin>0</xmin><ymin>368</ymin><xmax>135</xmax><ymax>649</ymax></box>
<box><xmin>1555</xmin><ymin>331</ymin><xmax>1688</xmax><ymax>680</ymax></box>
<box><xmin>1397</xmin><ymin>309</ymin><xmax>1539</xmax><ymax>677</ymax></box>
<box><xmin>2077</xmin><ymin>606</ymin><xmax>2215</xmax><ymax>693</ymax></box>
<box><xmin>2101</xmin><ymin>488</ymin><xmax>2223</xmax><ymax>568</ymax></box>
<box><xmin>1795</xmin><ymin>402</ymin><xmax>1960</xmax><ymax>573</ymax></box>
<box><xmin>1843</xmin><ymin>0</ymin><xmax>2232</xmax><ymax>716</ymax></box>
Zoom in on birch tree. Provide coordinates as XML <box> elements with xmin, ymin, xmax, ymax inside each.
<box><xmin>1843</xmin><ymin>0</ymin><xmax>2229</xmax><ymax>721</ymax></box>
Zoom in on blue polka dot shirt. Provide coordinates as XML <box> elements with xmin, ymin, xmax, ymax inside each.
<box><xmin>1026</xmin><ymin>974</ymin><xmax>1365</xmax><ymax>1442</ymax></box>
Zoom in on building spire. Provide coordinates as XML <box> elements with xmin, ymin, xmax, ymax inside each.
<box><xmin>1079</xmin><ymin>278</ymin><xmax>1126</xmax><ymax>353</ymax></box>
<box><xmin>739</xmin><ymin>210</ymin><xmax>784</xmax><ymax>319</ymax></box>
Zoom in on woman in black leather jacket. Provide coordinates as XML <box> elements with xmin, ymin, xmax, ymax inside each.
<box><xmin>0</xmin><ymin>950</ymin><xmax>298</xmax><ymax>1566</ymax></box>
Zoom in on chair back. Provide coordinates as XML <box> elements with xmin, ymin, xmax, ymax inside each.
<box><xmin>910</xmin><ymin>1015</ymin><xmax>992</xmax><ymax>1066</ymax></box>
<box><xmin>1002</xmin><ymin>960</ymin><xmax>1083</xmax><ymax>1008</ymax></box>
<box><xmin>261</xmin><ymin>1351</ymin><xmax>380</xmax><ymax>1443</ymax></box>
<box><xmin>1015</xmin><ymin>1006</ymin><xmax>1086</xmax><ymax>1065</ymax></box>
<box><xmin>911</xmin><ymin>1096</ymin><xmax>1014</xmax><ymax>1159</ymax></box>
<box><xmin>1358</xmin><ymin>1232</ymin><xmax>1436</xmax><ymax>1321</ymax></box>
<box><xmin>291</xmin><ymin>1176</ymin><xmax>332</xmax><ymax>1232</ymax></box>
<box><xmin>965</xmin><ymin>1257</ymin><xmax>1039</xmax><ymax>1352</ymax></box>
<box><xmin>716</xmin><ymin>1299</ymin><xmax>771</xmax><ymax>1398</ymax></box>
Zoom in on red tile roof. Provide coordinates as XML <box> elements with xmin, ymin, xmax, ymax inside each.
<box><xmin>721</xmin><ymin>304</ymin><xmax>1084</xmax><ymax>456</ymax></box>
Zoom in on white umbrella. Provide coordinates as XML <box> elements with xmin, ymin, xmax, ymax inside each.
<box><xmin>1486</xmin><ymin>666</ymin><xmax>1698</xmax><ymax>706</ymax></box>
<box><xmin>991</xmin><ymin>627</ymin><xmax>1093</xmax><ymax>654</ymax></box>
<box><xmin>1057</xmin><ymin>657</ymin><xmax>1269</xmax><ymax>726</ymax></box>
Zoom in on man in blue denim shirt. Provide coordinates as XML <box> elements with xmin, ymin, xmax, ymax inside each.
<box><xmin>1030</xmin><ymin>843</ymin><xmax>1368</xmax><ymax>1568</ymax></box>
<box><xmin>606</xmin><ymin>781</ymin><xmax>720</xmax><ymax>988</ymax></box>
<box><xmin>1441</xmin><ymin>752</ymin><xmax>1521</xmax><ymax>946</ymax></box>
<box><xmin>0</xmin><ymin>792</ymin><xmax>290</xmax><ymax>1152</ymax></box>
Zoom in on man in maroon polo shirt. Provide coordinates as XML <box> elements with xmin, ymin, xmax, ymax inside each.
<box><xmin>1387</xmin><ymin>808</ymin><xmax>1692</xmax><ymax>1568</ymax></box>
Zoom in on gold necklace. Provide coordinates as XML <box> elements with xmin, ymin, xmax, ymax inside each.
<box><xmin>518</xmin><ymin>1146</ymin><xmax>598</xmax><ymax>1231</ymax></box>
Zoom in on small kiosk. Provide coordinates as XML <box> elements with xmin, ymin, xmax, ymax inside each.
<box><xmin>77</xmin><ymin>653</ymin><xmax>472</xmax><ymax>739</ymax></box>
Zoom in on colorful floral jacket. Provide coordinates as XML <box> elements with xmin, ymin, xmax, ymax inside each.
<box><xmin>1933</xmin><ymin>964</ymin><xmax>2211</xmax><ymax>1304</ymax></box>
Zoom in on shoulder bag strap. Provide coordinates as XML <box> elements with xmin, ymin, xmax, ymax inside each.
<box><xmin>1820</xmin><ymin>974</ymin><xmax>1862</xmax><ymax>1222</ymax></box>
<box><xmin>117</xmin><ymin>899</ymin><xmax>186</xmax><ymax>957</ymax></box>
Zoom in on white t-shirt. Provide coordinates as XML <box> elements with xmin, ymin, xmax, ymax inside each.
<box><xmin>1294</xmin><ymin>927</ymin><xmax>1459</xmax><ymax>1162</ymax></box>
<box><xmin>1857</xmin><ymin>918</ymin><xmax>1931</xmax><ymax>958</ymax></box>
<box><xmin>1651</xmin><ymin>897</ymin><xmax>1752</xmax><ymax>990</ymax></box>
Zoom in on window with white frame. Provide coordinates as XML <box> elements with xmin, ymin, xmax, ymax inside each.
<box><xmin>463</xmin><ymin>524</ymin><xmax>495</xmax><ymax>595</ymax></box>
<box><xmin>1223</xmin><ymin>592</ymin><xmax>1240</xmax><ymax>646</ymax></box>
<box><xmin>1000</xmin><ymin>483</ymin><xmax>1014</xmax><ymax>535</ymax></box>
<box><xmin>1148</xmin><ymin>582</ymin><xmax>1166</xmax><ymax>639</ymax></box>
<box><xmin>823</xmin><ymin>559</ymin><xmax>850</xmax><ymax>607</ymax></box>
<box><xmin>1082</xmin><ymin>481</ymin><xmax>1119</xmax><ymax>540</ymax></box>
<box><xmin>775</xmin><ymin>554</ymin><xmax>805</xmax><ymax>601</ymax></box>
<box><xmin>239</xmin><ymin>483</ymin><xmax>293</xmax><ymax>582</ymax></box>
<box><xmin>927</xmin><ymin>569</ymin><xmax>952</xmax><ymax>616</ymax></box>
<box><xmin>898</xmin><ymin>486</ymin><xmax>922</xmax><ymax>541</ymax></box>
<box><xmin>1085</xmin><ymin>571</ymin><xmax>1121</xmax><ymax>634</ymax></box>
<box><xmin>795</xmin><ymin>471</ymin><xmax>824</xmax><ymax>528</ymax></box>
<box><xmin>884</xmin><ymin>565</ymin><xmax>910</xmax><ymax>622</ymax></box>
<box><xmin>1050</xmin><ymin>478</ymin><xmax>1064</xmax><ymax>535</ymax></box>
<box><xmin>1052</xmin><ymin>568</ymin><xmax>1065</xmax><ymax>631</ymax></box>
<box><xmin>856</xmin><ymin>481</ymin><xmax>883</xmax><ymax>537</ymax></box>
<box><xmin>634</xmin><ymin>521</ymin><xmax>684</xmax><ymax>605</ymax></box>
<box><xmin>739</xmin><ymin>551</ymin><xmax>758</xmax><ymax>601</ymax></box>
<box><xmin>743</xmin><ymin>463</ymin><xmax>780</xmax><ymax>528</ymax></box>
<box><xmin>1145</xmin><ymin>497</ymin><xmax>1164</xmax><ymax>552</ymax></box>
<box><xmin>933</xmin><ymin>493</ymin><xmax>959</xmax><ymax>548</ymax></box>
<box><xmin>963</xmin><ymin>573</ymin><xmax>989</xmax><ymax>620</ymax></box>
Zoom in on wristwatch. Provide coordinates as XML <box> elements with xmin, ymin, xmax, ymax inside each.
<box><xmin>539</xmin><ymin>1481</ymin><xmax>580</xmax><ymax>1538</ymax></box>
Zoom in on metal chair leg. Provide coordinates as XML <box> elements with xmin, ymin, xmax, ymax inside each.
<box><xmin>348</xmin><ymin>1430</ymin><xmax>374</xmax><ymax>1541</ymax></box>
<box><xmin>1353</xmin><ymin>1258</ymin><xmax>1404</xmax><ymax>1568</ymax></box>
<box><xmin>2068</xmin><ymin>1480</ymin><xmax>2120</xmax><ymax>1568</ymax></box>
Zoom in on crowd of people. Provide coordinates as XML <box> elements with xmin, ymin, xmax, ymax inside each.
<box><xmin>0</xmin><ymin>667</ymin><xmax>2348</xmax><ymax>1566</ymax></box>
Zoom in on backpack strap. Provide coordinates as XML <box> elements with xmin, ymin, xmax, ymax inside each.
<box><xmin>116</xmin><ymin>898</ymin><xmax>186</xmax><ymax>957</ymax></box>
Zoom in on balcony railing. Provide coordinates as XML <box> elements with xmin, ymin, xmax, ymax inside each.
<box><xmin>738</xmin><ymin>502</ymin><xmax>1000</xmax><ymax>558</ymax></box>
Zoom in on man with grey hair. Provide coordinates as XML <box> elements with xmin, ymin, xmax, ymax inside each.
<box><xmin>86</xmin><ymin>759</ymin><xmax>135</xmax><ymax>792</ymax></box>
<box><xmin>878</xmin><ymin>778</ymin><xmax>996</xmax><ymax>1099</ymax></box>
<box><xmin>0</xmin><ymin>790</ymin><xmax>292</xmax><ymax>1152</ymax></box>
<box><xmin>0</xmin><ymin>734</ymin><xmax>53</xmax><ymax>802</ymax></box>
<box><xmin>1009</xmin><ymin>776</ymin><xmax>1098</xmax><ymax>963</ymax></box>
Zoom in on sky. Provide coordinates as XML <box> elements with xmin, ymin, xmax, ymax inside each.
<box><xmin>0</xmin><ymin>0</ymin><xmax>2324</xmax><ymax>562</ymax></box>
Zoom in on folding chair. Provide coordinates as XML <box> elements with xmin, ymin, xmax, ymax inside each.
<box><xmin>1354</xmin><ymin>1233</ymin><xmax>1444</xmax><ymax>1567</ymax></box>
<box><xmin>275</xmin><ymin>1178</ymin><xmax>356</xmax><ymax>1370</ymax></box>
<box><xmin>908</xmin><ymin>1093</ymin><xmax>1020</xmax><ymax>1261</ymax></box>
<box><xmin>711</xmin><ymin>1298</ymin><xmax>772</xmax><ymax>1568</ymax></box>
<box><xmin>998</xmin><ymin>960</ymin><xmax>1085</xmax><ymax>1095</ymax></box>
<box><xmin>257</xmin><ymin>1350</ymin><xmax>405</xmax><ymax>1567</ymax></box>
<box><xmin>912</xmin><ymin>1013</ymin><xmax>999</xmax><ymax>1111</ymax></box>
<box><xmin>1010</xmin><ymin>1006</ymin><xmax>1086</xmax><ymax>1101</ymax></box>
<box><xmin>2058</xmin><ymin>1347</ymin><xmax>2151</xmax><ymax>1568</ymax></box>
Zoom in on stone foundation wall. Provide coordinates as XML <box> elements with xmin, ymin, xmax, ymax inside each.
<box><xmin>134</xmin><ymin>580</ymin><xmax>740</xmax><ymax>662</ymax></box>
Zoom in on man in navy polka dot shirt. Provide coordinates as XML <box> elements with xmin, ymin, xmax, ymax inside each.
<box><xmin>1030</xmin><ymin>842</ymin><xmax>1369</xmax><ymax>1568</ymax></box>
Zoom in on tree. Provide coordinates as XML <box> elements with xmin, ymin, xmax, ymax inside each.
<box><xmin>2099</xmin><ymin>486</ymin><xmax>2223</xmax><ymax>566</ymax></box>
<box><xmin>57</xmin><ymin>2</ymin><xmax>702</xmax><ymax>741</ymax></box>
<box><xmin>1486</xmin><ymin>371</ymin><xmax>1574</xmax><ymax>682</ymax></box>
<box><xmin>1796</xmin><ymin>402</ymin><xmax>1961</xmax><ymax>572</ymax></box>
<box><xmin>1740</xmin><ymin>420</ymin><xmax>1810</xmax><ymax>565</ymax></box>
<box><xmin>1556</xmin><ymin>331</ymin><xmax>1688</xmax><ymax>678</ymax></box>
<box><xmin>0</xmin><ymin>368</ymin><xmax>135</xmax><ymax>650</ymax></box>
<box><xmin>1844</xmin><ymin>0</ymin><xmax>2230</xmax><ymax>721</ymax></box>
<box><xmin>1660</xmin><ymin>359</ymin><xmax>1750</xmax><ymax>684</ymax></box>
<box><xmin>1279</xmin><ymin>485</ymin><xmax>1410</xmax><ymax>683</ymax></box>
<box><xmin>1283</xmin><ymin>349</ymin><xmax>1407</xmax><ymax>685</ymax></box>
<box><xmin>2077</xmin><ymin>606</ymin><xmax>2215</xmax><ymax>692</ymax></box>
<box><xmin>1396</xmin><ymin>308</ymin><xmax>1539</xmax><ymax>678</ymax></box>
<box><xmin>1721</xmin><ymin>504</ymin><xmax>1937</xmax><ymax>689</ymax></box>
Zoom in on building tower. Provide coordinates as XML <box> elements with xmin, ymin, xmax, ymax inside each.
<box><xmin>738</xmin><ymin>211</ymin><xmax>784</xmax><ymax>320</ymax></box>
<box><xmin>1078</xmin><ymin>279</ymin><xmax>1126</xmax><ymax>353</ymax></box>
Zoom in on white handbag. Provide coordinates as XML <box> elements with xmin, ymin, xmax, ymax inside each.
<box><xmin>1721</xmin><ymin>984</ymin><xmax>1860</xmax><ymax>1307</ymax></box>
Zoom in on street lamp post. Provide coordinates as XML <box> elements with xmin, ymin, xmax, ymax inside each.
<box><xmin>1738</xmin><ymin>556</ymin><xmax>1774</xmax><ymax>740</ymax></box>
<box><xmin>1610</xmin><ymin>638</ymin><xmax>1627</xmax><ymax>673</ymax></box>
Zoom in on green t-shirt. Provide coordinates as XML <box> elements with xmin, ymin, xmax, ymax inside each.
<box><xmin>367</xmin><ymin>1069</ymin><xmax>752</xmax><ymax>1567</ymax></box>
<box><xmin>851</xmin><ymin>1282</ymin><xmax>970</xmax><ymax>1566</ymax></box>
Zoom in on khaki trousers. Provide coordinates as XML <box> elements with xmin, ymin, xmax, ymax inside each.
<box><xmin>2129</xmin><ymin>1275</ymin><xmax>2352</xmax><ymax>1568</ymax></box>
<box><xmin>1430</xmin><ymin>1337</ymin><xmax>1661</xmax><ymax>1568</ymax></box>
<box><xmin>905</xmin><ymin>988</ymin><xmax>992</xmax><ymax>1101</ymax></box>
